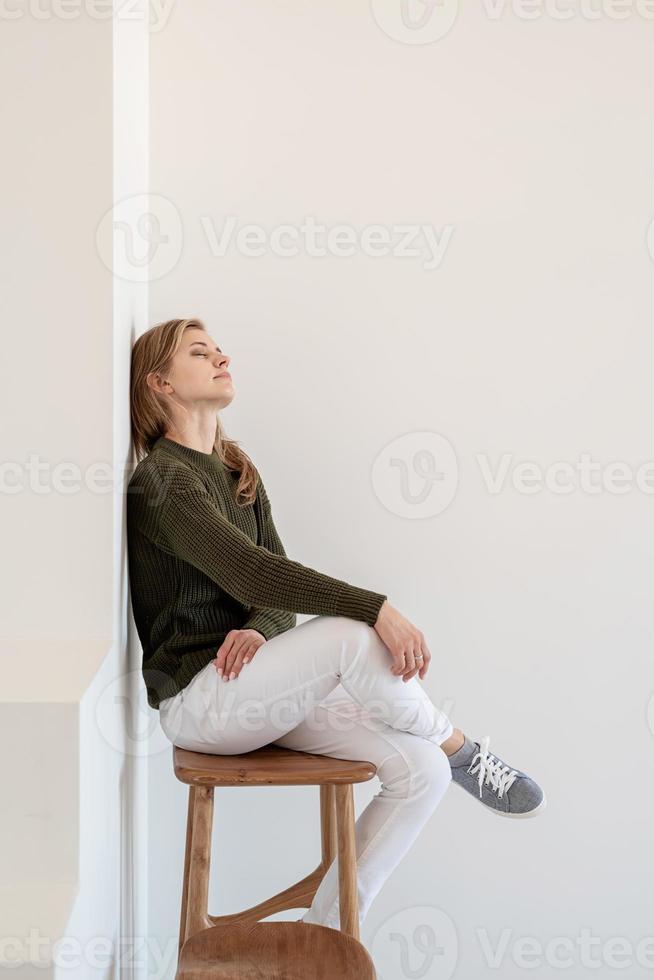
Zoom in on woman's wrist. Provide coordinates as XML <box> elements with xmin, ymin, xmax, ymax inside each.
<box><xmin>373</xmin><ymin>598</ymin><xmax>388</xmax><ymax>627</ymax></box>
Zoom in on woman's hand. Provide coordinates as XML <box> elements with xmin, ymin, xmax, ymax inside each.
<box><xmin>213</xmin><ymin>628</ymin><xmax>266</xmax><ymax>681</ymax></box>
<box><xmin>372</xmin><ymin>600</ymin><xmax>431</xmax><ymax>682</ymax></box>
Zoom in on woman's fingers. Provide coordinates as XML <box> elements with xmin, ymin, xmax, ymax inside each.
<box><xmin>221</xmin><ymin>637</ymin><xmax>250</xmax><ymax>680</ymax></box>
<box><xmin>223</xmin><ymin>639</ymin><xmax>247</xmax><ymax>680</ymax></box>
<box><xmin>391</xmin><ymin>648</ymin><xmax>417</xmax><ymax>682</ymax></box>
<box><xmin>215</xmin><ymin>629</ymin><xmax>265</xmax><ymax>681</ymax></box>
<box><xmin>392</xmin><ymin>641</ymin><xmax>429</xmax><ymax>683</ymax></box>
<box><xmin>401</xmin><ymin>646</ymin><xmax>420</xmax><ymax>683</ymax></box>
<box><xmin>224</xmin><ymin>650</ymin><xmax>248</xmax><ymax>680</ymax></box>
<box><xmin>215</xmin><ymin>631</ymin><xmax>248</xmax><ymax>680</ymax></box>
<box><xmin>214</xmin><ymin>632</ymin><xmax>237</xmax><ymax>678</ymax></box>
<box><xmin>418</xmin><ymin>637</ymin><xmax>431</xmax><ymax>679</ymax></box>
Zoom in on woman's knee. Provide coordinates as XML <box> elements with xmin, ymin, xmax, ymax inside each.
<box><xmin>322</xmin><ymin>616</ymin><xmax>380</xmax><ymax>664</ymax></box>
<box><xmin>413</xmin><ymin>740</ymin><xmax>452</xmax><ymax>802</ymax></box>
<box><xmin>333</xmin><ymin>615</ymin><xmax>395</xmax><ymax>664</ymax></box>
<box><xmin>329</xmin><ymin>615</ymin><xmax>375</xmax><ymax>641</ymax></box>
<box><xmin>379</xmin><ymin>737</ymin><xmax>452</xmax><ymax>804</ymax></box>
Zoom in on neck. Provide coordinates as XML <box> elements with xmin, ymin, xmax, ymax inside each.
<box><xmin>164</xmin><ymin>415</ymin><xmax>218</xmax><ymax>456</ymax></box>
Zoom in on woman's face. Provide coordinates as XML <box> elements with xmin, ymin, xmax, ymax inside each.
<box><xmin>162</xmin><ymin>327</ymin><xmax>234</xmax><ymax>408</ymax></box>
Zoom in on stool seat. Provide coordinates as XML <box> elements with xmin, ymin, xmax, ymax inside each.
<box><xmin>177</xmin><ymin>922</ymin><xmax>376</xmax><ymax>979</ymax></box>
<box><xmin>174</xmin><ymin>744</ymin><xmax>377</xmax><ymax>787</ymax></box>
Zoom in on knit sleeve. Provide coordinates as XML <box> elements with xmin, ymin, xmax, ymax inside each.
<box><xmin>158</xmin><ymin>480</ymin><xmax>387</xmax><ymax>627</ymax></box>
<box><xmin>241</xmin><ymin>475</ymin><xmax>297</xmax><ymax>638</ymax></box>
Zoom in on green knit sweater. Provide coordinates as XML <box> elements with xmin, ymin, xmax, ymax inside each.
<box><xmin>126</xmin><ymin>436</ymin><xmax>387</xmax><ymax>709</ymax></box>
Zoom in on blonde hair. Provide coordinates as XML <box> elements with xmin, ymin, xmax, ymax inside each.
<box><xmin>129</xmin><ymin>317</ymin><xmax>258</xmax><ymax>506</ymax></box>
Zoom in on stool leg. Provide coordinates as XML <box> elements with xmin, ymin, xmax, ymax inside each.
<box><xmin>178</xmin><ymin>785</ymin><xmax>196</xmax><ymax>961</ymax></box>
<box><xmin>319</xmin><ymin>785</ymin><xmax>337</xmax><ymax>868</ymax></box>
<box><xmin>334</xmin><ymin>784</ymin><xmax>360</xmax><ymax>940</ymax></box>
<box><xmin>181</xmin><ymin>784</ymin><xmax>214</xmax><ymax>945</ymax></box>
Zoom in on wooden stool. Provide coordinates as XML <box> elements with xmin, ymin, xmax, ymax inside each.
<box><xmin>173</xmin><ymin>744</ymin><xmax>378</xmax><ymax>978</ymax></box>
<box><xmin>176</xmin><ymin>921</ymin><xmax>376</xmax><ymax>979</ymax></box>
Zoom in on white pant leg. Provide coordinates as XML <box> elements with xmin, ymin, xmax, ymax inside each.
<box><xmin>272</xmin><ymin>690</ymin><xmax>453</xmax><ymax>930</ymax></box>
<box><xmin>159</xmin><ymin>615</ymin><xmax>453</xmax><ymax>753</ymax></box>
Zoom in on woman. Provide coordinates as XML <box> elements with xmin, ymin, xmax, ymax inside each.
<box><xmin>127</xmin><ymin>316</ymin><xmax>545</xmax><ymax>931</ymax></box>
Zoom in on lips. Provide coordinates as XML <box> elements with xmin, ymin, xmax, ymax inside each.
<box><xmin>213</xmin><ymin>373</ymin><xmax>231</xmax><ymax>380</ymax></box>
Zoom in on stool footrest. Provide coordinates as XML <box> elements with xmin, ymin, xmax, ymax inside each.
<box><xmin>207</xmin><ymin>860</ymin><xmax>328</xmax><ymax>927</ymax></box>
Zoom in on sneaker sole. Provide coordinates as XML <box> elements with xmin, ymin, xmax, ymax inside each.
<box><xmin>453</xmin><ymin>783</ymin><xmax>548</xmax><ymax>818</ymax></box>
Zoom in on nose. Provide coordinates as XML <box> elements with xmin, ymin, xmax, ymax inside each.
<box><xmin>214</xmin><ymin>352</ymin><xmax>230</xmax><ymax>369</ymax></box>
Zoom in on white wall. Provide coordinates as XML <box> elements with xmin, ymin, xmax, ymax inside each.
<box><xmin>147</xmin><ymin>4</ymin><xmax>654</xmax><ymax>978</ymax></box>
<box><xmin>0</xmin><ymin>4</ymin><xmax>148</xmax><ymax>978</ymax></box>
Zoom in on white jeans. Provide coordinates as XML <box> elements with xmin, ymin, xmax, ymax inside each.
<box><xmin>158</xmin><ymin>615</ymin><xmax>454</xmax><ymax>931</ymax></box>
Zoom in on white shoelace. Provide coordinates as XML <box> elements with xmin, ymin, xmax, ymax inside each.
<box><xmin>466</xmin><ymin>734</ymin><xmax>518</xmax><ymax>799</ymax></box>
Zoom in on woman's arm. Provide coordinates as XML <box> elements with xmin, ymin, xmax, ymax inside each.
<box><xmin>155</xmin><ymin>474</ymin><xmax>387</xmax><ymax>626</ymax></box>
<box><xmin>241</xmin><ymin>473</ymin><xmax>297</xmax><ymax>638</ymax></box>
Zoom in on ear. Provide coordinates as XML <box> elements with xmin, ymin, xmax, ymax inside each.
<box><xmin>146</xmin><ymin>370</ymin><xmax>170</xmax><ymax>394</ymax></box>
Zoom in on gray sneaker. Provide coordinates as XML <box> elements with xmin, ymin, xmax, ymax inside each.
<box><xmin>448</xmin><ymin>734</ymin><xmax>546</xmax><ymax>818</ymax></box>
